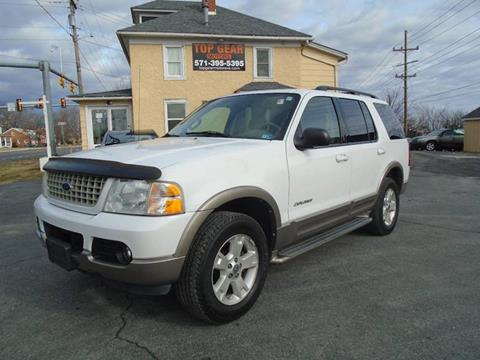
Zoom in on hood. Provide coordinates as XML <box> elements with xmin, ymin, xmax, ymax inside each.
<box><xmin>65</xmin><ymin>137</ymin><xmax>271</xmax><ymax>169</ymax></box>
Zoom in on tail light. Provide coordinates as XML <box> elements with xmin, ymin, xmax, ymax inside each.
<box><xmin>408</xmin><ymin>147</ymin><xmax>412</xmax><ymax>166</ymax></box>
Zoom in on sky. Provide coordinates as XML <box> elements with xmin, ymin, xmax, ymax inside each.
<box><xmin>0</xmin><ymin>0</ymin><xmax>479</xmax><ymax>113</ymax></box>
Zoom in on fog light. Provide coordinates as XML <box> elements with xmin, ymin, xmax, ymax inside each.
<box><xmin>115</xmin><ymin>245</ymin><xmax>133</xmax><ymax>265</ymax></box>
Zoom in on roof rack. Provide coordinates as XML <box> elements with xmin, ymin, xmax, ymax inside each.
<box><xmin>315</xmin><ymin>86</ymin><xmax>378</xmax><ymax>99</ymax></box>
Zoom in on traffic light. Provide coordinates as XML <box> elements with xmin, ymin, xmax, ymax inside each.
<box><xmin>69</xmin><ymin>82</ymin><xmax>75</xmax><ymax>94</ymax></box>
<box><xmin>15</xmin><ymin>98</ymin><xmax>23</xmax><ymax>112</ymax></box>
<box><xmin>60</xmin><ymin>97</ymin><xmax>67</xmax><ymax>108</ymax></box>
<box><xmin>58</xmin><ymin>76</ymin><xmax>65</xmax><ymax>88</ymax></box>
<box><xmin>36</xmin><ymin>98</ymin><xmax>43</xmax><ymax>109</ymax></box>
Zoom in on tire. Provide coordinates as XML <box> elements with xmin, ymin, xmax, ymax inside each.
<box><xmin>366</xmin><ymin>178</ymin><xmax>400</xmax><ymax>236</ymax></box>
<box><xmin>425</xmin><ymin>141</ymin><xmax>437</xmax><ymax>151</ymax></box>
<box><xmin>175</xmin><ymin>211</ymin><xmax>269</xmax><ymax>324</ymax></box>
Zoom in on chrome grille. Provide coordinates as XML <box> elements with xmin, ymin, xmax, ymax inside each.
<box><xmin>46</xmin><ymin>172</ymin><xmax>106</xmax><ymax>207</ymax></box>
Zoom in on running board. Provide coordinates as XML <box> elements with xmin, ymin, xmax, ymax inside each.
<box><xmin>271</xmin><ymin>217</ymin><xmax>372</xmax><ymax>263</ymax></box>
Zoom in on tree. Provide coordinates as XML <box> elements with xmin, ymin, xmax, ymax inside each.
<box><xmin>382</xmin><ymin>87</ymin><xmax>403</xmax><ymax>118</ymax></box>
<box><xmin>409</xmin><ymin>104</ymin><xmax>465</xmax><ymax>134</ymax></box>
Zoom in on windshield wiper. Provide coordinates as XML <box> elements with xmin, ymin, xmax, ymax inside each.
<box><xmin>163</xmin><ymin>133</ymin><xmax>179</xmax><ymax>137</ymax></box>
<box><xmin>185</xmin><ymin>131</ymin><xmax>229</xmax><ymax>138</ymax></box>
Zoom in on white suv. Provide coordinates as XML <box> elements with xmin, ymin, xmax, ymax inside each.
<box><xmin>34</xmin><ymin>87</ymin><xmax>409</xmax><ymax>323</ymax></box>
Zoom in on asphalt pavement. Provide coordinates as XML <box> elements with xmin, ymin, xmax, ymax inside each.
<box><xmin>0</xmin><ymin>146</ymin><xmax>81</xmax><ymax>162</ymax></box>
<box><xmin>0</xmin><ymin>151</ymin><xmax>479</xmax><ymax>359</ymax></box>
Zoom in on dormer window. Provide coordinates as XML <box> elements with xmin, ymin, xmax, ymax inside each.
<box><xmin>137</xmin><ymin>11</ymin><xmax>177</xmax><ymax>23</ymax></box>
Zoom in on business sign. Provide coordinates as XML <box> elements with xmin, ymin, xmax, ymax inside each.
<box><xmin>193</xmin><ymin>43</ymin><xmax>245</xmax><ymax>71</ymax></box>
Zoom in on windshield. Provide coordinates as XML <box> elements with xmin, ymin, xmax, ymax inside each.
<box><xmin>428</xmin><ymin>130</ymin><xmax>444</xmax><ymax>136</ymax></box>
<box><xmin>168</xmin><ymin>93</ymin><xmax>301</xmax><ymax>140</ymax></box>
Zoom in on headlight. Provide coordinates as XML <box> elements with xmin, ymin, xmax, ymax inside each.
<box><xmin>104</xmin><ymin>180</ymin><xmax>184</xmax><ymax>216</ymax></box>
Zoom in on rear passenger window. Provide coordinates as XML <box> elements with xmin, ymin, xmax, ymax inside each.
<box><xmin>337</xmin><ymin>99</ymin><xmax>369</xmax><ymax>143</ymax></box>
<box><xmin>374</xmin><ymin>103</ymin><xmax>405</xmax><ymax>139</ymax></box>
<box><xmin>360</xmin><ymin>102</ymin><xmax>377</xmax><ymax>141</ymax></box>
<box><xmin>297</xmin><ymin>97</ymin><xmax>342</xmax><ymax>144</ymax></box>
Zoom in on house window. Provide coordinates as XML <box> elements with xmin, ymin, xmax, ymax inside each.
<box><xmin>164</xmin><ymin>46</ymin><xmax>185</xmax><ymax>79</ymax></box>
<box><xmin>139</xmin><ymin>15</ymin><xmax>159</xmax><ymax>23</ymax></box>
<box><xmin>165</xmin><ymin>100</ymin><xmax>187</xmax><ymax>131</ymax></box>
<box><xmin>254</xmin><ymin>47</ymin><xmax>272</xmax><ymax>79</ymax></box>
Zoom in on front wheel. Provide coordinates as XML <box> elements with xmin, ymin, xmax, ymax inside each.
<box><xmin>366</xmin><ymin>178</ymin><xmax>400</xmax><ymax>236</ymax></box>
<box><xmin>175</xmin><ymin>211</ymin><xmax>269</xmax><ymax>324</ymax></box>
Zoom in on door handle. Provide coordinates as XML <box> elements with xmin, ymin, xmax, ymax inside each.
<box><xmin>336</xmin><ymin>154</ymin><xmax>349</xmax><ymax>163</ymax></box>
<box><xmin>377</xmin><ymin>148</ymin><xmax>386</xmax><ymax>155</ymax></box>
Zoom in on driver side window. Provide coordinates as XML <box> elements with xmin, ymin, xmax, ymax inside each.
<box><xmin>297</xmin><ymin>97</ymin><xmax>342</xmax><ymax>144</ymax></box>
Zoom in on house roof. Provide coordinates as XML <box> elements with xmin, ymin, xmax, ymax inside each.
<box><xmin>121</xmin><ymin>1</ymin><xmax>311</xmax><ymax>40</ymax></box>
<box><xmin>235</xmin><ymin>81</ymin><xmax>294</xmax><ymax>93</ymax></box>
<box><xmin>69</xmin><ymin>88</ymin><xmax>132</xmax><ymax>102</ymax></box>
<box><xmin>463</xmin><ymin>107</ymin><xmax>480</xmax><ymax>120</ymax></box>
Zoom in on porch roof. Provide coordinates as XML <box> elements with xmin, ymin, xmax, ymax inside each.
<box><xmin>69</xmin><ymin>88</ymin><xmax>132</xmax><ymax>102</ymax></box>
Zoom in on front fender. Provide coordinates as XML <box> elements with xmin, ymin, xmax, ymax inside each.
<box><xmin>174</xmin><ymin>186</ymin><xmax>281</xmax><ymax>257</ymax></box>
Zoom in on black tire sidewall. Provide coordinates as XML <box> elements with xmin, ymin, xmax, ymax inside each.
<box><xmin>376</xmin><ymin>179</ymin><xmax>400</xmax><ymax>234</ymax></box>
<box><xmin>199</xmin><ymin>214</ymin><xmax>269</xmax><ymax>322</ymax></box>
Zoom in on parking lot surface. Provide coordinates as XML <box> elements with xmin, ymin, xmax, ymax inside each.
<box><xmin>1</xmin><ymin>151</ymin><xmax>479</xmax><ymax>359</ymax></box>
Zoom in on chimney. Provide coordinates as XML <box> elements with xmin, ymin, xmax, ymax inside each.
<box><xmin>208</xmin><ymin>0</ymin><xmax>216</xmax><ymax>15</ymax></box>
<box><xmin>202</xmin><ymin>0</ymin><xmax>209</xmax><ymax>25</ymax></box>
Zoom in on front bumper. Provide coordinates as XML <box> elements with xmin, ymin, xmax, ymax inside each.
<box><xmin>34</xmin><ymin>195</ymin><xmax>193</xmax><ymax>285</ymax></box>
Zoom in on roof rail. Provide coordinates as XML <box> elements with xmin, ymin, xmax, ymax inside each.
<box><xmin>315</xmin><ymin>86</ymin><xmax>378</xmax><ymax>99</ymax></box>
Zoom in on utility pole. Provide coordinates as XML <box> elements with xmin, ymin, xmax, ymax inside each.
<box><xmin>394</xmin><ymin>30</ymin><xmax>419</xmax><ymax>135</ymax></box>
<box><xmin>69</xmin><ymin>0</ymin><xmax>84</xmax><ymax>94</ymax></box>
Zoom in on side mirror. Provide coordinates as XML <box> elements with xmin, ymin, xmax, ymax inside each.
<box><xmin>295</xmin><ymin>128</ymin><xmax>331</xmax><ymax>150</ymax></box>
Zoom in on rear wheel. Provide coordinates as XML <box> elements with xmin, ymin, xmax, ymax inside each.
<box><xmin>366</xmin><ymin>178</ymin><xmax>399</xmax><ymax>236</ymax></box>
<box><xmin>425</xmin><ymin>141</ymin><xmax>437</xmax><ymax>151</ymax></box>
<box><xmin>175</xmin><ymin>211</ymin><xmax>269</xmax><ymax>324</ymax></box>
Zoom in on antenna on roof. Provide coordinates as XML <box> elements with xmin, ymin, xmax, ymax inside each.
<box><xmin>202</xmin><ymin>0</ymin><xmax>209</xmax><ymax>26</ymax></box>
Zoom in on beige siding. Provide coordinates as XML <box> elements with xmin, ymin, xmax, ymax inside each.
<box><xmin>299</xmin><ymin>46</ymin><xmax>337</xmax><ymax>89</ymax></box>
<box><xmin>129</xmin><ymin>42</ymin><xmax>340</xmax><ymax>136</ymax></box>
<box><xmin>464</xmin><ymin>119</ymin><xmax>480</xmax><ymax>153</ymax></box>
<box><xmin>77</xmin><ymin>41</ymin><xmax>342</xmax><ymax>147</ymax></box>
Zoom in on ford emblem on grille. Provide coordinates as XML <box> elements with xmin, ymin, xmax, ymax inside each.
<box><xmin>62</xmin><ymin>182</ymin><xmax>72</xmax><ymax>192</ymax></box>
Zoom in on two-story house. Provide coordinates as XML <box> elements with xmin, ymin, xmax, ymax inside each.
<box><xmin>71</xmin><ymin>0</ymin><xmax>348</xmax><ymax>150</ymax></box>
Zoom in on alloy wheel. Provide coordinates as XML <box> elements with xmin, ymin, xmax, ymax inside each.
<box><xmin>382</xmin><ymin>188</ymin><xmax>397</xmax><ymax>227</ymax></box>
<box><xmin>211</xmin><ymin>234</ymin><xmax>259</xmax><ymax>306</ymax></box>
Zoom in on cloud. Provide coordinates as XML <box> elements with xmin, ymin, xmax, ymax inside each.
<box><xmin>0</xmin><ymin>0</ymin><xmax>479</xmax><ymax>112</ymax></box>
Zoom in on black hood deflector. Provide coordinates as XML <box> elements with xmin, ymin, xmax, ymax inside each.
<box><xmin>43</xmin><ymin>157</ymin><xmax>162</xmax><ymax>180</ymax></box>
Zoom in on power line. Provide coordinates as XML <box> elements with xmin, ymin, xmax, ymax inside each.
<box><xmin>409</xmin><ymin>0</ymin><xmax>469</xmax><ymax>40</ymax></box>
<box><xmin>411</xmin><ymin>81</ymin><xmax>480</xmax><ymax>102</ymax></box>
<box><xmin>417</xmin><ymin>8</ymin><xmax>480</xmax><ymax>46</ymax></box>
<box><xmin>78</xmin><ymin>47</ymin><xmax>107</xmax><ymax>91</ymax></box>
<box><xmin>80</xmin><ymin>39</ymin><xmax>123</xmax><ymax>52</ymax></box>
<box><xmin>0</xmin><ymin>2</ymin><xmax>66</xmax><ymax>7</ymax></box>
<box><xmin>34</xmin><ymin>0</ymin><xmax>70</xmax><ymax>35</ymax></box>
<box><xmin>412</xmin><ymin>26</ymin><xmax>480</xmax><ymax>69</ymax></box>
<box><xmin>411</xmin><ymin>0</ymin><xmax>478</xmax><ymax>43</ymax></box>
<box><xmin>412</xmin><ymin>88</ymin><xmax>480</xmax><ymax>105</ymax></box>
<box><xmin>0</xmin><ymin>38</ymin><xmax>70</xmax><ymax>41</ymax></box>
<box><xmin>416</xmin><ymin>38</ymin><xmax>480</xmax><ymax>72</ymax></box>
